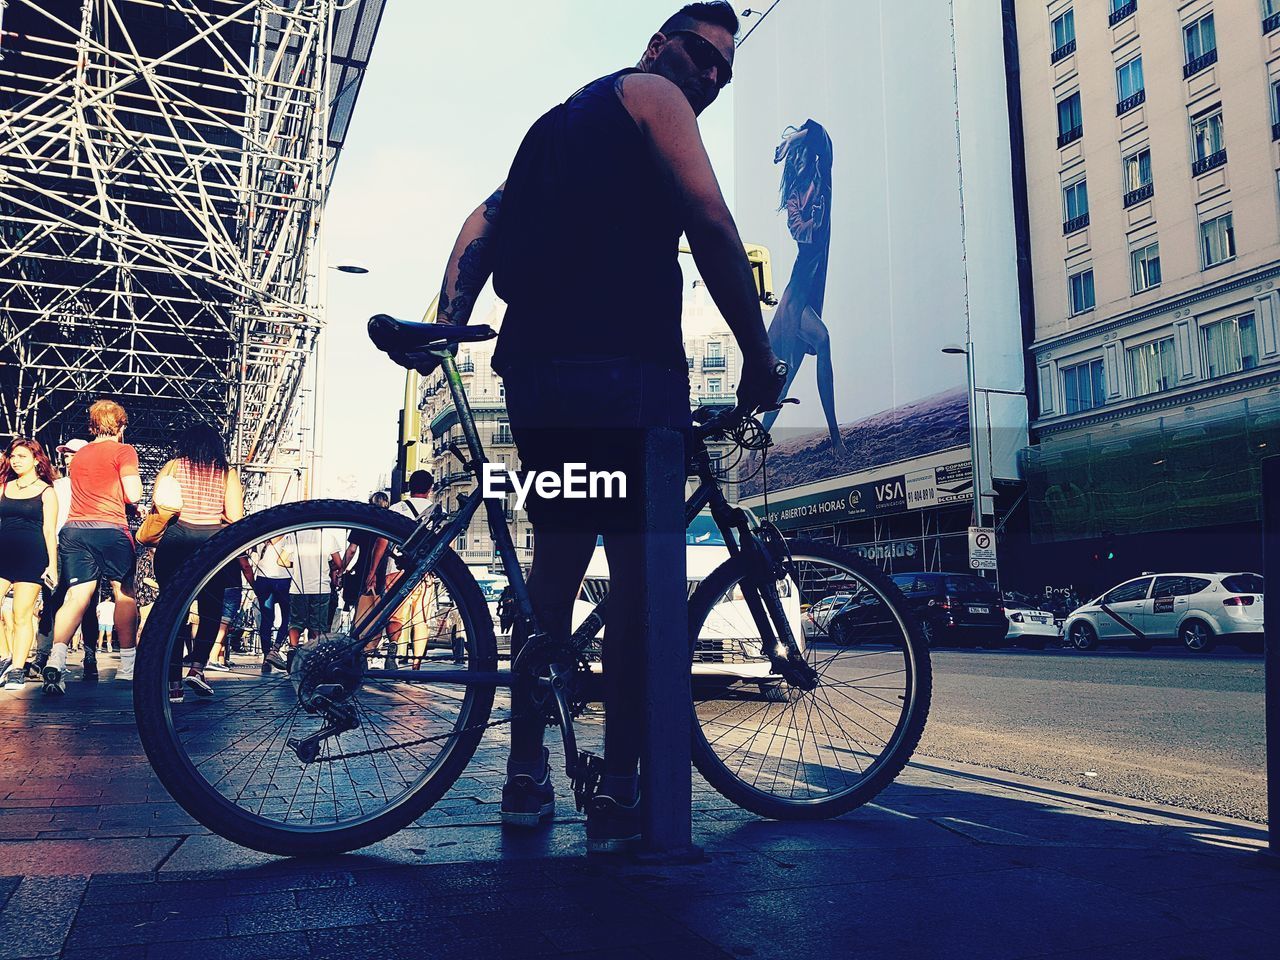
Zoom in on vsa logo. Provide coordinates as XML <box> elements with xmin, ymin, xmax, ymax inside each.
<box><xmin>875</xmin><ymin>480</ymin><xmax>904</xmax><ymax>503</ymax></box>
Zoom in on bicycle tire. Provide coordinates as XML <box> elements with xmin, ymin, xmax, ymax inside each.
<box><xmin>134</xmin><ymin>500</ymin><xmax>497</xmax><ymax>856</ymax></box>
<box><xmin>688</xmin><ymin>538</ymin><xmax>931</xmax><ymax>820</ymax></box>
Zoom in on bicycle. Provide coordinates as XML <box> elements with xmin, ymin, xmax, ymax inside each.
<box><xmin>134</xmin><ymin>315</ymin><xmax>932</xmax><ymax>855</ymax></box>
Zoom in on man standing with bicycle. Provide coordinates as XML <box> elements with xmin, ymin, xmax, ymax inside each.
<box><xmin>431</xmin><ymin>1</ymin><xmax>784</xmax><ymax>852</ymax></box>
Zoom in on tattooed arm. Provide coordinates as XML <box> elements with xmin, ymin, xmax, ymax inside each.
<box><xmin>436</xmin><ymin>183</ymin><xmax>504</xmax><ymax>324</ymax></box>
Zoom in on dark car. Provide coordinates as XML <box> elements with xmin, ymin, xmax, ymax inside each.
<box><xmin>884</xmin><ymin>572</ymin><xmax>1007</xmax><ymax>647</ymax></box>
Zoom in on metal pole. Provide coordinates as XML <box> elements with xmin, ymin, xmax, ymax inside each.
<box><xmin>638</xmin><ymin>427</ymin><xmax>701</xmax><ymax>862</ymax></box>
<box><xmin>1263</xmin><ymin>455</ymin><xmax>1279</xmax><ymax>858</ymax></box>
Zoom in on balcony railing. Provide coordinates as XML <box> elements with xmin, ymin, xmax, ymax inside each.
<box><xmin>1109</xmin><ymin>1</ymin><xmax>1137</xmax><ymax>27</ymax></box>
<box><xmin>1191</xmin><ymin>148</ymin><xmax>1227</xmax><ymax>177</ymax></box>
<box><xmin>1123</xmin><ymin>183</ymin><xmax>1154</xmax><ymax>207</ymax></box>
<box><xmin>696</xmin><ymin>394</ymin><xmax>736</xmax><ymax>407</ymax></box>
<box><xmin>492</xmin><ymin>429</ymin><xmax>514</xmax><ymax>445</ymax></box>
<box><xmin>687</xmin><ymin>356</ymin><xmax>695</xmax><ymax>369</ymax></box>
<box><xmin>439</xmin><ymin>470</ymin><xmax>472</xmax><ymax>488</ymax></box>
<box><xmin>1115</xmin><ymin>89</ymin><xmax>1145</xmax><ymax>115</ymax></box>
<box><xmin>1183</xmin><ymin>48</ymin><xmax>1217</xmax><ymax>79</ymax></box>
<box><xmin>1062</xmin><ymin>212</ymin><xmax>1090</xmax><ymax>235</ymax></box>
<box><xmin>1050</xmin><ymin>38</ymin><xmax>1076</xmax><ymax>64</ymax></box>
<box><xmin>457</xmin><ymin>360</ymin><xmax>475</xmax><ymax>373</ymax></box>
<box><xmin>1057</xmin><ymin>125</ymin><xmax>1082</xmax><ymax>148</ymax></box>
<box><xmin>702</xmin><ymin>356</ymin><xmax>726</xmax><ymax>370</ymax></box>
<box><xmin>1266</xmin><ymin>11</ymin><xmax>1280</xmax><ymax>34</ymax></box>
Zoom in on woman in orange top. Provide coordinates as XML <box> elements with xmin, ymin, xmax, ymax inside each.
<box><xmin>45</xmin><ymin>400</ymin><xmax>143</xmax><ymax>694</ymax></box>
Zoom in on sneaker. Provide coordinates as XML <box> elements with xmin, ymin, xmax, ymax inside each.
<box><xmin>25</xmin><ymin>660</ymin><xmax>43</xmax><ymax>681</ymax></box>
<box><xmin>585</xmin><ymin>792</ymin><xmax>642</xmax><ymax>854</ymax></box>
<box><xmin>168</xmin><ymin>681</ymin><xmax>184</xmax><ymax>704</ymax></box>
<box><xmin>184</xmin><ymin>667</ymin><xmax>214</xmax><ymax>697</ymax></box>
<box><xmin>41</xmin><ymin>666</ymin><xmax>66</xmax><ymax>696</ymax></box>
<box><xmin>500</xmin><ymin>749</ymin><xmax>555</xmax><ymax>827</ymax></box>
<box><xmin>80</xmin><ymin>666</ymin><xmax>98</xmax><ymax>683</ymax></box>
<box><xmin>115</xmin><ymin>660</ymin><xmax>134</xmax><ymax>682</ymax></box>
<box><xmin>206</xmin><ymin>661</ymin><xmax>230</xmax><ymax>673</ymax></box>
<box><xmin>4</xmin><ymin>674</ymin><xmax>25</xmax><ymax>692</ymax></box>
<box><xmin>263</xmin><ymin>647</ymin><xmax>289</xmax><ymax>672</ymax></box>
<box><xmin>0</xmin><ymin>656</ymin><xmax>11</xmax><ymax>679</ymax></box>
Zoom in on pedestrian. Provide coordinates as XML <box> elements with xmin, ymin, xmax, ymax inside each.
<box><xmin>149</xmin><ymin>423</ymin><xmax>244</xmax><ymax>703</ymax></box>
<box><xmin>96</xmin><ymin>595</ymin><xmax>115</xmax><ymax>651</ymax></box>
<box><xmin>283</xmin><ymin>527</ymin><xmax>344</xmax><ymax>658</ymax></box>
<box><xmin>420</xmin><ymin>1</ymin><xmax>784</xmax><ymax>850</ymax></box>
<box><xmin>30</xmin><ymin>438</ymin><xmax>100</xmax><ymax>682</ymax></box>
<box><xmin>254</xmin><ymin>537</ymin><xmax>293</xmax><ymax>673</ymax></box>
<box><xmin>207</xmin><ymin>558</ymin><xmax>253</xmax><ymax>671</ymax></box>
<box><xmin>383</xmin><ymin>472</ymin><xmax>434</xmax><ymax>668</ymax></box>
<box><xmin>339</xmin><ymin>491</ymin><xmax>391</xmax><ymax>656</ymax></box>
<box><xmin>0</xmin><ymin>438</ymin><xmax>59</xmax><ymax>692</ymax></box>
<box><xmin>44</xmin><ymin>400</ymin><xmax>143</xmax><ymax>693</ymax></box>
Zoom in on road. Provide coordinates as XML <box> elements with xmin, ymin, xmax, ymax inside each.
<box><xmin>913</xmin><ymin>647</ymin><xmax>1267</xmax><ymax>822</ymax></box>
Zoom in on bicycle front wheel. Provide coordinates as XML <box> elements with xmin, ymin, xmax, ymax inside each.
<box><xmin>134</xmin><ymin>500</ymin><xmax>497</xmax><ymax>855</ymax></box>
<box><xmin>689</xmin><ymin>539</ymin><xmax>931</xmax><ymax>819</ymax></box>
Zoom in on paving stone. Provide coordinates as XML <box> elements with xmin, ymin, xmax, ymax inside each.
<box><xmin>146</xmin><ymin>931</ymin><xmax>311</xmax><ymax>960</ymax></box>
<box><xmin>0</xmin><ymin>875</ymin><xmax>87</xmax><ymax>959</ymax></box>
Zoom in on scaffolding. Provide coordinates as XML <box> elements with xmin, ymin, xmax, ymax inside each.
<box><xmin>0</xmin><ymin>0</ymin><xmax>384</xmax><ymax>493</ymax></box>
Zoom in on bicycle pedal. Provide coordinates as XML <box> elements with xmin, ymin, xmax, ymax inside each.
<box><xmin>571</xmin><ymin>750</ymin><xmax>603</xmax><ymax>813</ymax></box>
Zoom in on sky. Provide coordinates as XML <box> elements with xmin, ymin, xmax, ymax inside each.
<box><xmin>318</xmin><ymin>1</ymin><xmax>741</xmax><ymax>499</ymax></box>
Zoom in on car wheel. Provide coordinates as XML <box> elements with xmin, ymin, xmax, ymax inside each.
<box><xmin>1180</xmin><ymin>619</ymin><xmax>1215</xmax><ymax>653</ymax></box>
<box><xmin>919</xmin><ymin>619</ymin><xmax>936</xmax><ymax>647</ymax></box>
<box><xmin>830</xmin><ymin>619</ymin><xmax>858</xmax><ymax>647</ymax></box>
<box><xmin>1068</xmin><ymin>621</ymin><xmax>1098</xmax><ymax>651</ymax></box>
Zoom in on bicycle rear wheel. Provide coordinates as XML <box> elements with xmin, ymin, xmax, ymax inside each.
<box><xmin>689</xmin><ymin>539</ymin><xmax>930</xmax><ymax>819</ymax></box>
<box><xmin>134</xmin><ymin>500</ymin><xmax>497</xmax><ymax>855</ymax></box>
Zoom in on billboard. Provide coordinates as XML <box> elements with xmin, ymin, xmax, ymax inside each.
<box><xmin>733</xmin><ymin>0</ymin><xmax>1027</xmax><ymax>521</ymax></box>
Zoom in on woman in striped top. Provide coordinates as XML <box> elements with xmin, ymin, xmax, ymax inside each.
<box><xmin>151</xmin><ymin>423</ymin><xmax>245</xmax><ymax>703</ymax></box>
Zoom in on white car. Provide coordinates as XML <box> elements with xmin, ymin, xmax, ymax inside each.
<box><xmin>1002</xmin><ymin>602</ymin><xmax>1059</xmax><ymax>649</ymax></box>
<box><xmin>571</xmin><ymin>513</ymin><xmax>802</xmax><ymax>697</ymax></box>
<box><xmin>1062</xmin><ymin>572</ymin><xmax>1263</xmax><ymax>653</ymax></box>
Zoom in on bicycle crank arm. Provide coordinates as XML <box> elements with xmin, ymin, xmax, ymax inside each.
<box><xmin>547</xmin><ymin>663</ymin><xmax>578</xmax><ymax>777</ymax></box>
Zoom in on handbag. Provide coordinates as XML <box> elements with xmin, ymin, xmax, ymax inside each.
<box><xmin>137</xmin><ymin>474</ymin><xmax>183</xmax><ymax>547</ymax></box>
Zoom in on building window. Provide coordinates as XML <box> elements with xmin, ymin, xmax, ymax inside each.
<box><xmin>1110</xmin><ymin>0</ymin><xmax>1137</xmax><ymax>27</ymax></box>
<box><xmin>1184</xmin><ymin>14</ymin><xmax>1217</xmax><ymax>77</ymax></box>
<box><xmin>1123</xmin><ymin>147</ymin><xmax>1153</xmax><ymax>206</ymax></box>
<box><xmin>1272</xmin><ymin>79</ymin><xmax>1280</xmax><ymax>140</ymax></box>
<box><xmin>1267</xmin><ymin>1</ymin><xmax>1280</xmax><ymax>34</ymax></box>
<box><xmin>1130</xmin><ymin>241</ymin><xmax>1161</xmax><ymax>293</ymax></box>
<box><xmin>1062</xmin><ymin>358</ymin><xmax>1105</xmax><ymax>414</ymax></box>
<box><xmin>1191</xmin><ymin>110</ymin><xmax>1226</xmax><ymax>175</ymax></box>
<box><xmin>1062</xmin><ymin>179</ymin><xmax>1089</xmax><ymax>233</ymax></box>
<box><xmin>707</xmin><ymin>340</ymin><xmax>722</xmax><ymax>357</ymax></box>
<box><xmin>1202</xmin><ymin>314</ymin><xmax>1259</xmax><ymax>378</ymax></box>
<box><xmin>524</xmin><ymin>527</ymin><xmax>534</xmax><ymax>550</ymax></box>
<box><xmin>1057</xmin><ymin>92</ymin><xmax>1083</xmax><ymax>146</ymax></box>
<box><xmin>1200</xmin><ymin>212</ymin><xmax>1235</xmax><ymax>268</ymax></box>
<box><xmin>1128</xmin><ymin>337</ymin><xmax>1176</xmax><ymax>396</ymax></box>
<box><xmin>1116</xmin><ymin>56</ymin><xmax>1145</xmax><ymax>113</ymax></box>
<box><xmin>707</xmin><ymin>378</ymin><xmax>722</xmax><ymax>395</ymax></box>
<box><xmin>1038</xmin><ymin>365</ymin><xmax>1055</xmax><ymax>415</ymax></box>
<box><xmin>1068</xmin><ymin>268</ymin><xmax>1095</xmax><ymax>316</ymax></box>
<box><xmin>1051</xmin><ymin>10</ymin><xmax>1076</xmax><ymax>62</ymax></box>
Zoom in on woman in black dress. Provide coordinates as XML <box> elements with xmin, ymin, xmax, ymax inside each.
<box><xmin>0</xmin><ymin>439</ymin><xmax>59</xmax><ymax>689</ymax></box>
<box><xmin>761</xmin><ymin>119</ymin><xmax>844</xmax><ymax>454</ymax></box>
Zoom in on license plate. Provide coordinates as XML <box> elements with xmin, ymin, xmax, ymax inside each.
<box><xmin>969</xmin><ymin>605</ymin><xmax>990</xmax><ymax>614</ymax></box>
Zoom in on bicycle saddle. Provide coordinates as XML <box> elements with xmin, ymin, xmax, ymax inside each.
<box><xmin>367</xmin><ymin>313</ymin><xmax>497</xmax><ymax>374</ymax></box>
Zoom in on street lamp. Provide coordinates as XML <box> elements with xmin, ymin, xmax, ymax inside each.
<box><xmin>941</xmin><ymin>343</ymin><xmax>985</xmax><ymax>528</ymax></box>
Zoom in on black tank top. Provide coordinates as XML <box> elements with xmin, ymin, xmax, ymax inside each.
<box><xmin>0</xmin><ymin>486</ymin><xmax>44</xmax><ymax>535</ymax></box>
<box><xmin>491</xmin><ymin>70</ymin><xmax>685</xmax><ymax>375</ymax></box>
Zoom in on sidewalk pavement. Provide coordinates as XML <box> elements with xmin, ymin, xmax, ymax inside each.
<box><xmin>1</xmin><ymin>656</ymin><xmax>1277</xmax><ymax>960</ymax></box>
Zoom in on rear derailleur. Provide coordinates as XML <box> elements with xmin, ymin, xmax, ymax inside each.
<box><xmin>286</xmin><ymin>636</ymin><xmax>365</xmax><ymax>764</ymax></box>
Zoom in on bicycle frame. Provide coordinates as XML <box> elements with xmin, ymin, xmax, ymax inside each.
<box><xmin>349</xmin><ymin>347</ymin><xmax>793</xmax><ymax>689</ymax></box>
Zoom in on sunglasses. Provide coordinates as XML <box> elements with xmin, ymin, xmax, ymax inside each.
<box><xmin>670</xmin><ymin>30</ymin><xmax>733</xmax><ymax>89</ymax></box>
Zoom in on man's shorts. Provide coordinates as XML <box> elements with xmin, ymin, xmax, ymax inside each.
<box><xmin>221</xmin><ymin>587</ymin><xmax>243</xmax><ymax>625</ymax></box>
<box><xmin>60</xmin><ymin>524</ymin><xmax>136</xmax><ymax>587</ymax></box>
<box><xmin>289</xmin><ymin>593</ymin><xmax>332</xmax><ymax>634</ymax></box>
<box><xmin>501</xmin><ymin>357</ymin><xmax>691</xmax><ymax>535</ymax></box>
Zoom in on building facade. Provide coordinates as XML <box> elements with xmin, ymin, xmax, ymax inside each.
<box><xmin>1014</xmin><ymin>0</ymin><xmax>1280</xmax><ymax>584</ymax></box>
